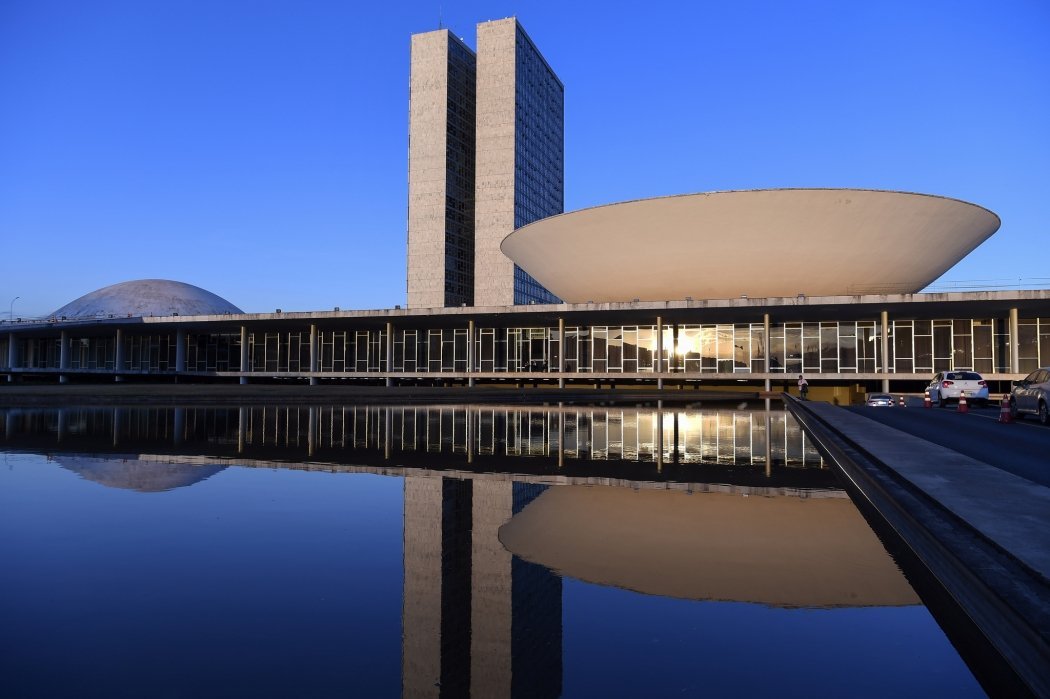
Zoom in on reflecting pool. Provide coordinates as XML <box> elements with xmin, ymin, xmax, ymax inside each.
<box><xmin>0</xmin><ymin>405</ymin><xmax>985</xmax><ymax>698</ymax></box>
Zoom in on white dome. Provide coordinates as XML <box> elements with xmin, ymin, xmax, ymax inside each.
<box><xmin>52</xmin><ymin>279</ymin><xmax>243</xmax><ymax>319</ymax></box>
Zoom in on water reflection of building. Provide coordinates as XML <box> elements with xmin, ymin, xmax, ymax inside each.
<box><xmin>1</xmin><ymin>405</ymin><xmax>926</xmax><ymax>695</ymax></box>
<box><xmin>1</xmin><ymin>404</ymin><xmax>839</xmax><ymax>496</ymax></box>
<box><xmin>56</xmin><ymin>456</ymin><xmax>224</xmax><ymax>492</ymax></box>
<box><xmin>2</xmin><ymin>405</ymin><xmax>839</xmax><ymax>498</ymax></box>
<box><xmin>403</xmin><ymin>477</ymin><xmax>561</xmax><ymax>698</ymax></box>
<box><xmin>500</xmin><ymin>485</ymin><xmax>919</xmax><ymax>608</ymax></box>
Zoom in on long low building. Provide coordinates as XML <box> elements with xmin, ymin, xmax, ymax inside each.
<box><xmin>2</xmin><ymin>281</ymin><xmax>1048</xmax><ymax>397</ymax></box>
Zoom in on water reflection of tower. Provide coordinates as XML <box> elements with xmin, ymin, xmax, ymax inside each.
<box><xmin>403</xmin><ymin>477</ymin><xmax>562</xmax><ymax>699</ymax></box>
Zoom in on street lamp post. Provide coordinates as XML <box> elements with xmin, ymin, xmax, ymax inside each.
<box><xmin>8</xmin><ymin>296</ymin><xmax>19</xmax><ymax>321</ymax></box>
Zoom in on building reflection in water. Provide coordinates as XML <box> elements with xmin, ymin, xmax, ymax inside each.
<box><xmin>56</xmin><ymin>455</ymin><xmax>225</xmax><ymax>492</ymax></box>
<box><xmin>0</xmin><ymin>404</ymin><xmax>825</xmax><ymax>476</ymax></box>
<box><xmin>1</xmin><ymin>404</ymin><xmax>919</xmax><ymax>697</ymax></box>
<box><xmin>404</xmin><ymin>478</ymin><xmax>562</xmax><ymax>698</ymax></box>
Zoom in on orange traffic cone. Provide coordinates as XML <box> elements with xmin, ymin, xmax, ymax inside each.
<box><xmin>958</xmin><ymin>392</ymin><xmax>969</xmax><ymax>414</ymax></box>
<box><xmin>898</xmin><ymin>395</ymin><xmax>906</xmax><ymax>407</ymax></box>
<box><xmin>923</xmin><ymin>390</ymin><xmax>932</xmax><ymax>408</ymax></box>
<box><xmin>998</xmin><ymin>395</ymin><xmax>1013</xmax><ymax>424</ymax></box>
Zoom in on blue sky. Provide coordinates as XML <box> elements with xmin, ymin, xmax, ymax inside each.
<box><xmin>2</xmin><ymin>0</ymin><xmax>1048</xmax><ymax>316</ymax></box>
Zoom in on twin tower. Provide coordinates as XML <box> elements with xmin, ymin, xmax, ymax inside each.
<box><xmin>407</xmin><ymin>18</ymin><xmax>563</xmax><ymax>308</ymax></box>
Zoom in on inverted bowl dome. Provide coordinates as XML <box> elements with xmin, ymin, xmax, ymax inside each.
<box><xmin>52</xmin><ymin>279</ymin><xmax>243</xmax><ymax>319</ymax></box>
<box><xmin>500</xmin><ymin>189</ymin><xmax>1000</xmax><ymax>302</ymax></box>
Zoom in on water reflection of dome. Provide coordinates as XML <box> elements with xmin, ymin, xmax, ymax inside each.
<box><xmin>58</xmin><ymin>456</ymin><xmax>226</xmax><ymax>492</ymax></box>
<box><xmin>51</xmin><ymin>279</ymin><xmax>243</xmax><ymax>319</ymax></box>
<box><xmin>499</xmin><ymin>485</ymin><xmax>918</xmax><ymax>609</ymax></box>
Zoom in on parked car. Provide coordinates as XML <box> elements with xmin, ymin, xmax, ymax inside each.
<box><xmin>865</xmin><ymin>393</ymin><xmax>896</xmax><ymax>407</ymax></box>
<box><xmin>1009</xmin><ymin>367</ymin><xmax>1050</xmax><ymax>425</ymax></box>
<box><xmin>926</xmin><ymin>371</ymin><xmax>989</xmax><ymax>407</ymax></box>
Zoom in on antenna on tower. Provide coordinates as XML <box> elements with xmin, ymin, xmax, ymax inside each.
<box><xmin>438</xmin><ymin>5</ymin><xmax>443</xmax><ymax>29</ymax></box>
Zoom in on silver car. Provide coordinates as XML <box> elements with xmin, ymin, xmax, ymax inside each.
<box><xmin>927</xmin><ymin>371</ymin><xmax>989</xmax><ymax>407</ymax></box>
<box><xmin>1009</xmin><ymin>367</ymin><xmax>1050</xmax><ymax>425</ymax></box>
<box><xmin>866</xmin><ymin>393</ymin><xmax>896</xmax><ymax>407</ymax></box>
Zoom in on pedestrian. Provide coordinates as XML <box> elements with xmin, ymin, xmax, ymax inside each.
<box><xmin>798</xmin><ymin>374</ymin><xmax>809</xmax><ymax>400</ymax></box>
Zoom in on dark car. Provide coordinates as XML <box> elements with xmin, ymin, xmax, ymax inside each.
<box><xmin>1009</xmin><ymin>367</ymin><xmax>1050</xmax><ymax>425</ymax></box>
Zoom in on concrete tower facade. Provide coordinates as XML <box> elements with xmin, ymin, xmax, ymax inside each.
<box><xmin>407</xmin><ymin>18</ymin><xmax>562</xmax><ymax>309</ymax></box>
<box><xmin>407</xmin><ymin>30</ymin><xmax>477</xmax><ymax>309</ymax></box>
<box><xmin>474</xmin><ymin>18</ymin><xmax>564</xmax><ymax>306</ymax></box>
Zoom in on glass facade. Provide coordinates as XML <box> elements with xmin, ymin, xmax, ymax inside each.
<box><xmin>8</xmin><ymin>315</ymin><xmax>1046</xmax><ymax>377</ymax></box>
<box><xmin>511</xmin><ymin>25</ymin><xmax>563</xmax><ymax>306</ymax></box>
<box><xmin>4</xmin><ymin>310</ymin><xmax>1045</xmax><ymax>375</ymax></box>
<box><xmin>444</xmin><ymin>37</ymin><xmax>476</xmax><ymax>306</ymax></box>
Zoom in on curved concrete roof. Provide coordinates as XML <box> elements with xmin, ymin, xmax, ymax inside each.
<box><xmin>52</xmin><ymin>279</ymin><xmax>243</xmax><ymax>319</ymax></box>
<box><xmin>501</xmin><ymin>189</ymin><xmax>1000</xmax><ymax>302</ymax></box>
<box><xmin>499</xmin><ymin>485</ymin><xmax>919</xmax><ymax>608</ymax></box>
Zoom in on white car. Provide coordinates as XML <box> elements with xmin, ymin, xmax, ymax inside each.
<box><xmin>865</xmin><ymin>393</ymin><xmax>896</xmax><ymax>407</ymax></box>
<box><xmin>927</xmin><ymin>371</ymin><xmax>989</xmax><ymax>408</ymax></box>
<box><xmin>1009</xmin><ymin>367</ymin><xmax>1050</xmax><ymax>425</ymax></box>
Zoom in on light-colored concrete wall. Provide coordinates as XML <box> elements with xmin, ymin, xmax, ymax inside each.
<box><xmin>474</xmin><ymin>19</ymin><xmax>519</xmax><ymax>307</ymax></box>
<box><xmin>407</xmin><ymin>31</ymin><xmax>453</xmax><ymax>310</ymax></box>
<box><xmin>470</xmin><ymin>480</ymin><xmax>514</xmax><ymax>698</ymax></box>
<box><xmin>401</xmin><ymin>476</ymin><xmax>443</xmax><ymax>698</ymax></box>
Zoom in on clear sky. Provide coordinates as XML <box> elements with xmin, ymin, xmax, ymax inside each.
<box><xmin>2</xmin><ymin>0</ymin><xmax>1048</xmax><ymax>317</ymax></box>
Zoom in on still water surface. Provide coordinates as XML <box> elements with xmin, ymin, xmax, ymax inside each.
<box><xmin>0</xmin><ymin>405</ymin><xmax>984</xmax><ymax>698</ymax></box>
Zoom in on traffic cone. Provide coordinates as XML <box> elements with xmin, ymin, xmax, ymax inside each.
<box><xmin>998</xmin><ymin>395</ymin><xmax>1013</xmax><ymax>424</ymax></box>
<box><xmin>898</xmin><ymin>395</ymin><xmax>906</xmax><ymax>407</ymax></box>
<box><xmin>923</xmin><ymin>390</ymin><xmax>932</xmax><ymax>408</ymax></box>
<box><xmin>958</xmin><ymin>392</ymin><xmax>969</xmax><ymax>414</ymax></box>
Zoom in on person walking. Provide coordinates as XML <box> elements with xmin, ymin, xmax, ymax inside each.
<box><xmin>798</xmin><ymin>375</ymin><xmax>809</xmax><ymax>400</ymax></box>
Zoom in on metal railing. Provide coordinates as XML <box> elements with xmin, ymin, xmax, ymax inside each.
<box><xmin>923</xmin><ymin>278</ymin><xmax>1050</xmax><ymax>293</ymax></box>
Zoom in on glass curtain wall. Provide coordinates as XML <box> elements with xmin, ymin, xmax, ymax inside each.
<box><xmin>8</xmin><ymin>316</ymin><xmax>1047</xmax><ymax>375</ymax></box>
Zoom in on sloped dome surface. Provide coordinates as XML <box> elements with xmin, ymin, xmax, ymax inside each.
<box><xmin>502</xmin><ymin>189</ymin><xmax>1001</xmax><ymax>302</ymax></box>
<box><xmin>52</xmin><ymin>279</ymin><xmax>243</xmax><ymax>319</ymax></box>
<box><xmin>58</xmin><ymin>456</ymin><xmax>226</xmax><ymax>492</ymax></box>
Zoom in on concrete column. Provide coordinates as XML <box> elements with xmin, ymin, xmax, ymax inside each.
<box><xmin>112</xmin><ymin>407</ymin><xmax>122</xmax><ymax>446</ymax></box>
<box><xmin>467</xmin><ymin>407</ymin><xmax>475</xmax><ymax>464</ymax></box>
<box><xmin>672</xmin><ymin>323</ymin><xmax>679</xmax><ymax>373</ymax></box>
<box><xmin>309</xmin><ymin>324</ymin><xmax>318</xmax><ymax>386</ymax></box>
<box><xmin>1009</xmin><ymin>307</ymin><xmax>1020</xmax><ymax>373</ymax></box>
<box><xmin>7</xmin><ymin>332</ymin><xmax>16</xmax><ymax>382</ymax></box>
<box><xmin>307</xmin><ymin>406</ymin><xmax>317</xmax><ymax>456</ymax></box>
<box><xmin>763</xmin><ymin>313</ymin><xmax>771</xmax><ymax>392</ymax></box>
<box><xmin>557</xmin><ymin>318</ymin><xmax>565</xmax><ymax>389</ymax></box>
<box><xmin>764</xmin><ymin>409</ymin><xmax>773</xmax><ymax>478</ymax></box>
<box><xmin>672</xmin><ymin>411</ymin><xmax>679</xmax><ymax>464</ymax></box>
<box><xmin>114</xmin><ymin>328</ymin><xmax>124</xmax><ymax>382</ymax></box>
<box><xmin>59</xmin><ymin>330</ymin><xmax>69</xmax><ymax>384</ymax></box>
<box><xmin>468</xmin><ymin>319</ymin><xmax>476</xmax><ymax>388</ymax></box>
<box><xmin>385</xmin><ymin>322</ymin><xmax>394</xmax><ymax>387</ymax></box>
<box><xmin>239</xmin><ymin>325</ymin><xmax>249</xmax><ymax>385</ymax></box>
<box><xmin>557</xmin><ymin>405</ymin><xmax>565</xmax><ymax>468</ymax></box>
<box><xmin>656</xmin><ymin>403</ymin><xmax>663</xmax><ymax>473</ymax></box>
<box><xmin>175</xmin><ymin>328</ymin><xmax>186</xmax><ymax>376</ymax></box>
<box><xmin>880</xmin><ymin>310</ymin><xmax>890</xmax><ymax>393</ymax></box>
<box><xmin>173</xmin><ymin>407</ymin><xmax>185</xmax><ymax>446</ymax></box>
<box><xmin>384</xmin><ymin>407</ymin><xmax>392</xmax><ymax>460</ymax></box>
<box><xmin>238</xmin><ymin>406</ymin><xmax>247</xmax><ymax>454</ymax></box>
<box><xmin>656</xmin><ymin>316</ymin><xmax>664</xmax><ymax>390</ymax></box>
